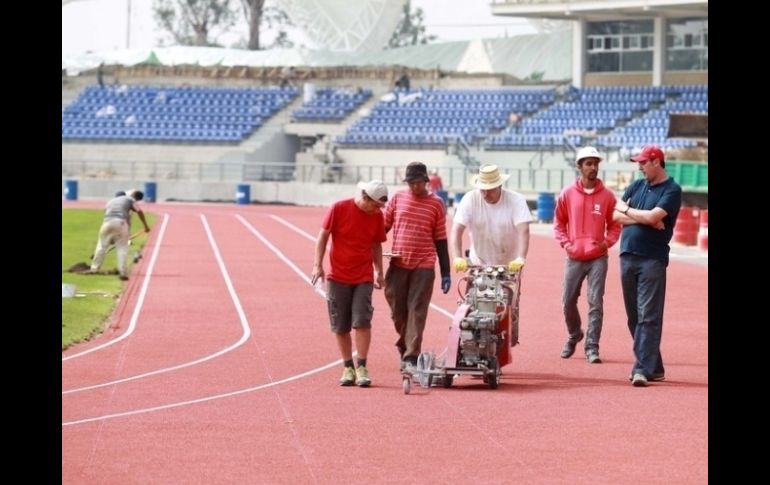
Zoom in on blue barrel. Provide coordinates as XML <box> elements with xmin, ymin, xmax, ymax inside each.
<box><xmin>144</xmin><ymin>181</ymin><xmax>157</xmax><ymax>203</ymax></box>
<box><xmin>64</xmin><ymin>180</ymin><xmax>78</xmax><ymax>200</ymax></box>
<box><xmin>537</xmin><ymin>192</ymin><xmax>555</xmax><ymax>223</ymax></box>
<box><xmin>236</xmin><ymin>184</ymin><xmax>250</xmax><ymax>205</ymax></box>
<box><xmin>454</xmin><ymin>192</ymin><xmax>465</xmax><ymax>205</ymax></box>
<box><xmin>436</xmin><ymin>190</ymin><xmax>448</xmax><ymax>206</ymax></box>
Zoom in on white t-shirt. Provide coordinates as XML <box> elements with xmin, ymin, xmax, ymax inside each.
<box><xmin>453</xmin><ymin>189</ymin><xmax>533</xmax><ymax>265</ymax></box>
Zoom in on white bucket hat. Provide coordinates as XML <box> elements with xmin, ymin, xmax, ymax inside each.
<box><xmin>471</xmin><ymin>165</ymin><xmax>510</xmax><ymax>190</ymax></box>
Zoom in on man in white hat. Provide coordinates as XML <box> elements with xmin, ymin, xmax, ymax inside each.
<box><xmin>554</xmin><ymin>146</ymin><xmax>621</xmax><ymax>364</ymax></box>
<box><xmin>311</xmin><ymin>179</ymin><xmax>388</xmax><ymax>387</ymax></box>
<box><xmin>450</xmin><ymin>164</ymin><xmax>533</xmax><ymax>346</ymax></box>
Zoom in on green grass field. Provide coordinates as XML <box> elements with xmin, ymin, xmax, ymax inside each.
<box><xmin>62</xmin><ymin>209</ymin><xmax>156</xmax><ymax>351</ymax></box>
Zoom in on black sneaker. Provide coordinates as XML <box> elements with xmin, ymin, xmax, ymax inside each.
<box><xmin>560</xmin><ymin>331</ymin><xmax>584</xmax><ymax>359</ymax></box>
<box><xmin>586</xmin><ymin>351</ymin><xmax>602</xmax><ymax>364</ymax></box>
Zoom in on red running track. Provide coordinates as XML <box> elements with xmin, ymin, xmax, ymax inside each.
<box><xmin>62</xmin><ymin>200</ymin><xmax>708</xmax><ymax>484</ymax></box>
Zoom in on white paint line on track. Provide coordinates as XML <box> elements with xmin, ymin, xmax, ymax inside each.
<box><xmin>64</xmin><ymin>212</ymin><xmax>453</xmax><ymax>424</ymax></box>
<box><xmin>62</xmin><ymin>214</ymin><xmax>170</xmax><ymax>361</ymax></box>
<box><xmin>237</xmin><ymin>214</ymin><xmax>320</xmax><ymax>294</ymax></box>
<box><xmin>62</xmin><ymin>215</ymin><xmax>252</xmax><ymax>394</ymax></box>
<box><xmin>62</xmin><ymin>359</ymin><xmax>343</xmax><ymax>426</ymax></box>
<box><xmin>64</xmin><ymin>214</ymin><xmax>348</xmax><ymax>425</ymax></box>
<box><xmin>268</xmin><ymin>214</ymin><xmax>454</xmax><ymax>319</ymax></box>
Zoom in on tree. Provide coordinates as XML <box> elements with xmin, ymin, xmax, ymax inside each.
<box><xmin>238</xmin><ymin>0</ymin><xmax>264</xmax><ymax>50</ymax></box>
<box><xmin>387</xmin><ymin>0</ymin><xmax>436</xmax><ymax>49</ymax></box>
<box><xmin>153</xmin><ymin>0</ymin><xmax>236</xmax><ymax>47</ymax></box>
<box><xmin>238</xmin><ymin>0</ymin><xmax>294</xmax><ymax>50</ymax></box>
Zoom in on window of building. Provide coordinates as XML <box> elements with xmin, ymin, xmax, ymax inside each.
<box><xmin>666</xmin><ymin>18</ymin><xmax>708</xmax><ymax>71</ymax></box>
<box><xmin>587</xmin><ymin>20</ymin><xmax>654</xmax><ymax>73</ymax></box>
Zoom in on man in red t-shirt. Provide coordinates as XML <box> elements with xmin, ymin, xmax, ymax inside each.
<box><xmin>384</xmin><ymin>162</ymin><xmax>451</xmax><ymax>372</ymax></box>
<box><xmin>428</xmin><ymin>168</ymin><xmax>443</xmax><ymax>193</ymax></box>
<box><xmin>311</xmin><ymin>180</ymin><xmax>388</xmax><ymax>387</ymax></box>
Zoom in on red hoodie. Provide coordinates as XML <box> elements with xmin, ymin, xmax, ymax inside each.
<box><xmin>554</xmin><ymin>178</ymin><xmax>621</xmax><ymax>261</ymax></box>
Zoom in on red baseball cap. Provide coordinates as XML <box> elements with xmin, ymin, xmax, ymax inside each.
<box><xmin>630</xmin><ymin>144</ymin><xmax>665</xmax><ymax>163</ymax></box>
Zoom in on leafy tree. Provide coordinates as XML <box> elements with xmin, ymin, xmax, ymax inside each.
<box><xmin>154</xmin><ymin>0</ymin><xmax>236</xmax><ymax>47</ymax></box>
<box><xmin>387</xmin><ymin>0</ymin><xmax>437</xmax><ymax>49</ymax></box>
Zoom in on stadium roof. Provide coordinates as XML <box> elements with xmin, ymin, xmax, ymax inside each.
<box><xmin>62</xmin><ymin>31</ymin><xmax>572</xmax><ymax>81</ymax></box>
<box><xmin>491</xmin><ymin>0</ymin><xmax>708</xmax><ymax>21</ymax></box>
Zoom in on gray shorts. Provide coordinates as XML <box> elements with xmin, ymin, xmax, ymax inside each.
<box><xmin>326</xmin><ymin>279</ymin><xmax>374</xmax><ymax>334</ymax></box>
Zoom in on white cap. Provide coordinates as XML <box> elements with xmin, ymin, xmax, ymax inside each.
<box><xmin>356</xmin><ymin>180</ymin><xmax>388</xmax><ymax>206</ymax></box>
<box><xmin>575</xmin><ymin>146</ymin><xmax>603</xmax><ymax>164</ymax></box>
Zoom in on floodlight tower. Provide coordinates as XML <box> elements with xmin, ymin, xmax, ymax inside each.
<box><xmin>280</xmin><ymin>0</ymin><xmax>406</xmax><ymax>51</ymax></box>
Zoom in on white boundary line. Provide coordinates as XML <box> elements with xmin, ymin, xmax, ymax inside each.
<box><xmin>63</xmin><ymin>212</ymin><xmax>456</xmax><ymax>425</ymax></box>
<box><xmin>63</xmin><ymin>215</ymin><xmax>252</xmax><ymax>394</ymax></box>
<box><xmin>62</xmin><ymin>360</ymin><xmax>342</xmax><ymax>426</ymax></box>
<box><xmin>62</xmin><ymin>214</ymin><xmax>170</xmax><ymax>361</ymax></box>
<box><xmin>63</xmin><ymin>213</ymin><xmax>344</xmax><ymax>425</ymax></box>
<box><xmin>269</xmin><ymin>214</ymin><xmax>454</xmax><ymax>319</ymax></box>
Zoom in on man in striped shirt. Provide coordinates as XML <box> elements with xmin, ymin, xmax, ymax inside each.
<box><xmin>384</xmin><ymin>162</ymin><xmax>451</xmax><ymax>372</ymax></box>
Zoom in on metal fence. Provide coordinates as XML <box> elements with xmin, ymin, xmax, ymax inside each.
<box><xmin>62</xmin><ymin>159</ymin><xmax>645</xmax><ymax>193</ymax></box>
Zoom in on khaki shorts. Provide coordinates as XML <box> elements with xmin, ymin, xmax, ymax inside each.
<box><xmin>326</xmin><ymin>279</ymin><xmax>374</xmax><ymax>334</ymax></box>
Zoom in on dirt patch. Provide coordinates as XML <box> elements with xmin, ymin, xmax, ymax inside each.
<box><xmin>65</xmin><ymin>262</ymin><xmax>119</xmax><ymax>275</ymax></box>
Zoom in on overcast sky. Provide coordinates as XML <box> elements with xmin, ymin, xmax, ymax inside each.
<box><xmin>62</xmin><ymin>0</ymin><xmax>536</xmax><ymax>57</ymax></box>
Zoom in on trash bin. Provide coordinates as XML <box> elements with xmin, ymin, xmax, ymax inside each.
<box><xmin>64</xmin><ymin>180</ymin><xmax>78</xmax><ymax>201</ymax></box>
<box><xmin>236</xmin><ymin>184</ymin><xmax>250</xmax><ymax>205</ymax></box>
<box><xmin>537</xmin><ymin>192</ymin><xmax>555</xmax><ymax>223</ymax></box>
<box><xmin>144</xmin><ymin>181</ymin><xmax>157</xmax><ymax>203</ymax></box>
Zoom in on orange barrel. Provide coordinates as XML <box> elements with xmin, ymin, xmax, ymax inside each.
<box><xmin>673</xmin><ymin>207</ymin><xmax>698</xmax><ymax>245</ymax></box>
<box><xmin>698</xmin><ymin>209</ymin><xmax>708</xmax><ymax>251</ymax></box>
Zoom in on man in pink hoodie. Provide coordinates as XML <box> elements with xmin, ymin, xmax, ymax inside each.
<box><xmin>554</xmin><ymin>147</ymin><xmax>621</xmax><ymax>363</ymax></box>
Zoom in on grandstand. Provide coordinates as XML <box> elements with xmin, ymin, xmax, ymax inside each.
<box><xmin>62</xmin><ymin>0</ymin><xmax>707</xmax><ymax>206</ymax></box>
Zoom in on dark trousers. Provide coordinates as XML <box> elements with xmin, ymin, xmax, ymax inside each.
<box><xmin>620</xmin><ymin>254</ymin><xmax>667</xmax><ymax>377</ymax></box>
<box><xmin>384</xmin><ymin>265</ymin><xmax>435</xmax><ymax>362</ymax></box>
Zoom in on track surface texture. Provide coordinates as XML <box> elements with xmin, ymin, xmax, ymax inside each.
<box><xmin>62</xmin><ymin>200</ymin><xmax>708</xmax><ymax>484</ymax></box>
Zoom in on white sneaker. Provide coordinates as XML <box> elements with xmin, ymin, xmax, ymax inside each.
<box><xmin>632</xmin><ymin>373</ymin><xmax>648</xmax><ymax>387</ymax></box>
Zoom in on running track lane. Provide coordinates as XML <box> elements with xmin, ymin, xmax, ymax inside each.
<box><xmin>62</xmin><ymin>201</ymin><xmax>707</xmax><ymax>484</ymax></box>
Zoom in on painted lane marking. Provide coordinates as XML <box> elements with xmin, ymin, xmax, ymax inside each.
<box><xmin>62</xmin><ymin>214</ymin><xmax>170</xmax><ymax>361</ymax></box>
<box><xmin>63</xmin><ymin>215</ymin><xmax>252</xmax><ymax>394</ymax></box>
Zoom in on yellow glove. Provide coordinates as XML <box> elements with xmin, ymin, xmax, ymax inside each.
<box><xmin>508</xmin><ymin>257</ymin><xmax>525</xmax><ymax>273</ymax></box>
<box><xmin>453</xmin><ymin>257</ymin><xmax>468</xmax><ymax>273</ymax></box>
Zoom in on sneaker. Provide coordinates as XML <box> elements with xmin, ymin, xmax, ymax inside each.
<box><xmin>631</xmin><ymin>373</ymin><xmax>648</xmax><ymax>387</ymax></box>
<box><xmin>560</xmin><ymin>331</ymin><xmax>584</xmax><ymax>358</ymax></box>
<box><xmin>402</xmin><ymin>361</ymin><xmax>417</xmax><ymax>375</ymax></box>
<box><xmin>586</xmin><ymin>351</ymin><xmax>602</xmax><ymax>364</ymax></box>
<box><xmin>628</xmin><ymin>372</ymin><xmax>665</xmax><ymax>382</ymax></box>
<box><xmin>339</xmin><ymin>366</ymin><xmax>356</xmax><ymax>386</ymax></box>
<box><xmin>355</xmin><ymin>366</ymin><xmax>371</xmax><ymax>387</ymax></box>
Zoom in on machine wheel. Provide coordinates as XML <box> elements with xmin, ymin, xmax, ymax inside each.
<box><xmin>402</xmin><ymin>377</ymin><xmax>411</xmax><ymax>394</ymax></box>
<box><xmin>442</xmin><ymin>374</ymin><xmax>454</xmax><ymax>388</ymax></box>
<box><xmin>487</xmin><ymin>357</ymin><xmax>500</xmax><ymax>389</ymax></box>
<box><xmin>416</xmin><ymin>351</ymin><xmax>435</xmax><ymax>388</ymax></box>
